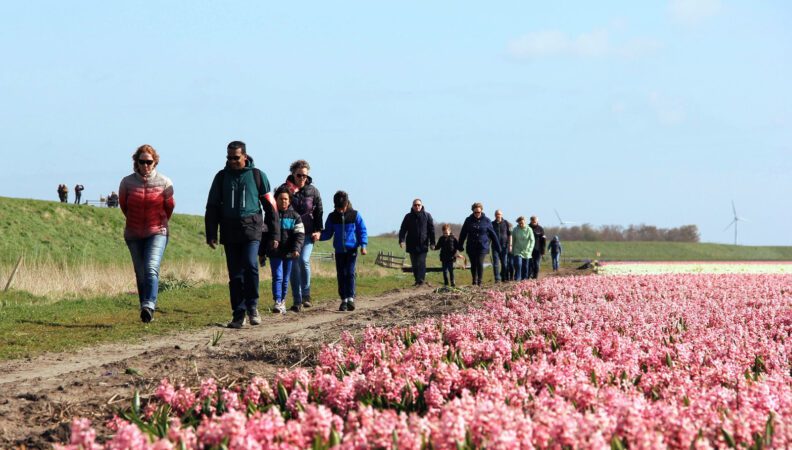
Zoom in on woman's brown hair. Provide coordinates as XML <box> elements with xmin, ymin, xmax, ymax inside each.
<box><xmin>132</xmin><ymin>144</ymin><xmax>160</xmax><ymax>173</ymax></box>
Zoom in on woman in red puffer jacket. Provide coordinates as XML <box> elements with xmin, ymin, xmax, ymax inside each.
<box><xmin>119</xmin><ymin>144</ymin><xmax>175</xmax><ymax>323</ymax></box>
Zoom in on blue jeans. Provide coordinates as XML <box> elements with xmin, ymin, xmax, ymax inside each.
<box><xmin>224</xmin><ymin>241</ymin><xmax>260</xmax><ymax>319</ymax></box>
<box><xmin>512</xmin><ymin>255</ymin><xmax>529</xmax><ymax>280</ymax></box>
<box><xmin>441</xmin><ymin>260</ymin><xmax>455</xmax><ymax>286</ymax></box>
<box><xmin>335</xmin><ymin>250</ymin><xmax>358</xmax><ymax>300</ymax></box>
<box><xmin>126</xmin><ymin>234</ymin><xmax>168</xmax><ymax>311</ymax></box>
<box><xmin>270</xmin><ymin>256</ymin><xmax>294</xmax><ymax>302</ymax></box>
<box><xmin>409</xmin><ymin>251</ymin><xmax>428</xmax><ymax>284</ymax></box>
<box><xmin>290</xmin><ymin>240</ymin><xmax>313</xmax><ymax>303</ymax></box>
<box><xmin>552</xmin><ymin>253</ymin><xmax>560</xmax><ymax>271</ymax></box>
<box><xmin>492</xmin><ymin>248</ymin><xmax>508</xmax><ymax>281</ymax></box>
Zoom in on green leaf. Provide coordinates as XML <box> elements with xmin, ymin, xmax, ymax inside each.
<box><xmin>721</xmin><ymin>428</ymin><xmax>736</xmax><ymax>448</ymax></box>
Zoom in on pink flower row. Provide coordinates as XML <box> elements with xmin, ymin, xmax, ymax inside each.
<box><xmin>58</xmin><ymin>274</ymin><xmax>792</xmax><ymax>449</ymax></box>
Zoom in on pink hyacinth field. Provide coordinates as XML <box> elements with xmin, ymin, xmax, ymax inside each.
<box><xmin>55</xmin><ymin>273</ymin><xmax>792</xmax><ymax>449</ymax></box>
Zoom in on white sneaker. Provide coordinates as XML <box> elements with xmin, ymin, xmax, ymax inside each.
<box><xmin>272</xmin><ymin>301</ymin><xmax>286</xmax><ymax>314</ymax></box>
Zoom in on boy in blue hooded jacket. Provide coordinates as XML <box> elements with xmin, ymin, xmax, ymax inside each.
<box><xmin>320</xmin><ymin>191</ymin><xmax>367</xmax><ymax>311</ymax></box>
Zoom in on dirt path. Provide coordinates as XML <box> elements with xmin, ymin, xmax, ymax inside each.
<box><xmin>0</xmin><ymin>284</ymin><xmax>487</xmax><ymax>448</ymax></box>
<box><xmin>0</xmin><ymin>268</ymin><xmax>586</xmax><ymax>448</ymax></box>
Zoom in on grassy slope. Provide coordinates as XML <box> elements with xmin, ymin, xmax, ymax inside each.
<box><xmin>2</xmin><ymin>196</ymin><xmax>791</xmax><ymax>266</ymax></box>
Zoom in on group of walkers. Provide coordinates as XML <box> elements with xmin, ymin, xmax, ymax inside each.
<box><xmin>119</xmin><ymin>141</ymin><xmax>367</xmax><ymax>327</ymax></box>
<box><xmin>56</xmin><ymin>184</ymin><xmax>120</xmax><ymax>207</ymax></box>
<box><xmin>57</xmin><ymin>184</ymin><xmax>84</xmax><ymax>204</ymax></box>
<box><xmin>399</xmin><ymin>202</ymin><xmax>563</xmax><ymax>287</ymax></box>
<box><xmin>117</xmin><ymin>140</ymin><xmax>560</xmax><ymax>328</ymax></box>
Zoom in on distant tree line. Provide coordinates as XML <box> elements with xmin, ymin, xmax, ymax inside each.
<box><xmin>379</xmin><ymin>223</ymin><xmax>700</xmax><ymax>243</ymax></box>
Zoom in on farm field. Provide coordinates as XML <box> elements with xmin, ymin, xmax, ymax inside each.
<box><xmin>598</xmin><ymin>261</ymin><xmax>792</xmax><ymax>275</ymax></box>
<box><xmin>41</xmin><ymin>273</ymin><xmax>792</xmax><ymax>449</ymax></box>
<box><xmin>2</xmin><ymin>196</ymin><xmax>792</xmax><ymax>448</ymax></box>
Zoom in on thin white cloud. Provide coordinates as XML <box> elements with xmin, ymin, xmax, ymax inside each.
<box><xmin>669</xmin><ymin>0</ymin><xmax>722</xmax><ymax>24</ymax></box>
<box><xmin>508</xmin><ymin>28</ymin><xmax>660</xmax><ymax>60</ymax></box>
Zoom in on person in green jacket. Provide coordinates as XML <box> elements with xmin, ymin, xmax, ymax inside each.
<box><xmin>205</xmin><ymin>141</ymin><xmax>279</xmax><ymax>328</ymax></box>
<box><xmin>510</xmin><ymin>216</ymin><xmax>535</xmax><ymax>281</ymax></box>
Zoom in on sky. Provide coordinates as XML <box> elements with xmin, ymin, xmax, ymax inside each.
<box><xmin>1</xmin><ymin>0</ymin><xmax>790</xmax><ymax>245</ymax></box>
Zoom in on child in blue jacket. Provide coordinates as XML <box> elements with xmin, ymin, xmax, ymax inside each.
<box><xmin>319</xmin><ymin>191</ymin><xmax>368</xmax><ymax>311</ymax></box>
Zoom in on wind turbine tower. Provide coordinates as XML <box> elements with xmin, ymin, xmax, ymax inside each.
<box><xmin>723</xmin><ymin>200</ymin><xmax>748</xmax><ymax>245</ymax></box>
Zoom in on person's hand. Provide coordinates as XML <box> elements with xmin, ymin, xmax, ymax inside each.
<box><xmin>258</xmin><ymin>255</ymin><xmax>267</xmax><ymax>265</ymax></box>
<box><xmin>508</xmin><ymin>245</ymin><xmax>512</xmax><ymax>252</ymax></box>
<box><xmin>271</xmin><ymin>240</ymin><xmax>279</xmax><ymax>250</ymax></box>
<box><xmin>360</xmin><ymin>247</ymin><xmax>368</xmax><ymax>256</ymax></box>
<box><xmin>208</xmin><ymin>240</ymin><xmax>218</xmax><ymax>249</ymax></box>
<box><xmin>399</xmin><ymin>242</ymin><xmax>405</xmax><ymax>249</ymax></box>
<box><xmin>291</xmin><ymin>251</ymin><xmax>301</xmax><ymax>259</ymax></box>
<box><xmin>311</xmin><ymin>232</ymin><xmax>321</xmax><ymax>242</ymax></box>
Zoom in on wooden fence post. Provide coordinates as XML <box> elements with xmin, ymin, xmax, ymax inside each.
<box><xmin>4</xmin><ymin>255</ymin><xmax>24</xmax><ymax>292</ymax></box>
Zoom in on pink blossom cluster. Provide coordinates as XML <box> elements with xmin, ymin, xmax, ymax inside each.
<box><xmin>57</xmin><ymin>274</ymin><xmax>792</xmax><ymax>449</ymax></box>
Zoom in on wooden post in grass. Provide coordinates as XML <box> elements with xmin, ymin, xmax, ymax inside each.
<box><xmin>4</xmin><ymin>255</ymin><xmax>23</xmax><ymax>292</ymax></box>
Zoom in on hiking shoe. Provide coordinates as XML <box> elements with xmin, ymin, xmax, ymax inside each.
<box><xmin>272</xmin><ymin>302</ymin><xmax>286</xmax><ymax>314</ymax></box>
<box><xmin>248</xmin><ymin>309</ymin><xmax>262</xmax><ymax>325</ymax></box>
<box><xmin>338</xmin><ymin>300</ymin><xmax>348</xmax><ymax>312</ymax></box>
<box><xmin>290</xmin><ymin>304</ymin><xmax>303</xmax><ymax>313</ymax></box>
<box><xmin>302</xmin><ymin>297</ymin><xmax>312</xmax><ymax>308</ymax></box>
<box><xmin>347</xmin><ymin>299</ymin><xmax>356</xmax><ymax>311</ymax></box>
<box><xmin>140</xmin><ymin>307</ymin><xmax>154</xmax><ymax>323</ymax></box>
<box><xmin>227</xmin><ymin>317</ymin><xmax>246</xmax><ymax>329</ymax></box>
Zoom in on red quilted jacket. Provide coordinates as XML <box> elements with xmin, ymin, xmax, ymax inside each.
<box><xmin>119</xmin><ymin>170</ymin><xmax>175</xmax><ymax>239</ymax></box>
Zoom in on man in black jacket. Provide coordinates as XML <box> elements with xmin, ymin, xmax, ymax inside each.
<box><xmin>399</xmin><ymin>199</ymin><xmax>436</xmax><ymax>286</ymax></box>
<box><xmin>528</xmin><ymin>216</ymin><xmax>546</xmax><ymax>279</ymax></box>
<box><xmin>491</xmin><ymin>210</ymin><xmax>511</xmax><ymax>282</ymax></box>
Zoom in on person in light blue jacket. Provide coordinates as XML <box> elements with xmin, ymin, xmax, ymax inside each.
<box><xmin>319</xmin><ymin>191</ymin><xmax>368</xmax><ymax>312</ymax></box>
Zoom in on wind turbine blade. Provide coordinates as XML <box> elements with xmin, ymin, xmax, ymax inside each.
<box><xmin>732</xmin><ymin>200</ymin><xmax>737</xmax><ymax>217</ymax></box>
<box><xmin>723</xmin><ymin>220</ymin><xmax>736</xmax><ymax>231</ymax></box>
<box><xmin>554</xmin><ymin>209</ymin><xmax>562</xmax><ymax>222</ymax></box>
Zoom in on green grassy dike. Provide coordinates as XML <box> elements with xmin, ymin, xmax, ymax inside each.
<box><xmin>0</xmin><ymin>275</ymin><xmax>410</xmax><ymax>361</ymax></box>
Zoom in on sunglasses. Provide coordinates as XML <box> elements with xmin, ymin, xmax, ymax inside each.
<box><xmin>413</xmin><ymin>204</ymin><xmax>422</xmax><ymax>207</ymax></box>
<box><xmin>227</xmin><ymin>155</ymin><xmax>242</xmax><ymax>161</ymax></box>
<box><xmin>137</xmin><ymin>159</ymin><xmax>154</xmax><ymax>166</ymax></box>
<box><xmin>294</xmin><ymin>173</ymin><xmax>308</xmax><ymax>178</ymax></box>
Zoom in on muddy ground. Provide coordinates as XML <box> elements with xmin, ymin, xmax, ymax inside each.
<box><xmin>0</xmin><ymin>268</ymin><xmax>585</xmax><ymax>449</ymax></box>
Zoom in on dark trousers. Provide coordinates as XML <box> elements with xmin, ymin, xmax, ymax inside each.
<box><xmin>335</xmin><ymin>250</ymin><xmax>358</xmax><ymax>300</ymax></box>
<box><xmin>552</xmin><ymin>253</ymin><xmax>560</xmax><ymax>271</ymax></box>
<box><xmin>224</xmin><ymin>240</ymin><xmax>260</xmax><ymax>319</ymax></box>
<box><xmin>529</xmin><ymin>250</ymin><xmax>542</xmax><ymax>279</ymax></box>
<box><xmin>441</xmin><ymin>260</ymin><xmax>455</xmax><ymax>286</ymax></box>
<box><xmin>492</xmin><ymin>248</ymin><xmax>508</xmax><ymax>281</ymax></box>
<box><xmin>74</xmin><ymin>193</ymin><xmax>81</xmax><ymax>204</ymax></box>
<box><xmin>409</xmin><ymin>251</ymin><xmax>428</xmax><ymax>284</ymax></box>
<box><xmin>505</xmin><ymin>253</ymin><xmax>515</xmax><ymax>280</ymax></box>
<box><xmin>468</xmin><ymin>251</ymin><xmax>486</xmax><ymax>285</ymax></box>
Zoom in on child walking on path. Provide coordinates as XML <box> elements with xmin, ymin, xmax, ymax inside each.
<box><xmin>320</xmin><ymin>191</ymin><xmax>368</xmax><ymax>312</ymax></box>
<box><xmin>548</xmin><ymin>235</ymin><xmax>562</xmax><ymax>271</ymax></box>
<box><xmin>434</xmin><ymin>224</ymin><xmax>460</xmax><ymax>287</ymax></box>
<box><xmin>266</xmin><ymin>187</ymin><xmax>305</xmax><ymax>314</ymax></box>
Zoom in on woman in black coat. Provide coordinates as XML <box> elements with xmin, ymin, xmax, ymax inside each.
<box><xmin>457</xmin><ymin>202</ymin><xmax>501</xmax><ymax>286</ymax></box>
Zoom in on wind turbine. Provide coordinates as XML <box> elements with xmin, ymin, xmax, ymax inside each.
<box><xmin>554</xmin><ymin>209</ymin><xmax>577</xmax><ymax>227</ymax></box>
<box><xmin>723</xmin><ymin>200</ymin><xmax>748</xmax><ymax>245</ymax></box>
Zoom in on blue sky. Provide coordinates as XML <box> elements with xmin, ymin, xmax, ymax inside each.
<box><xmin>1</xmin><ymin>1</ymin><xmax>790</xmax><ymax>245</ymax></box>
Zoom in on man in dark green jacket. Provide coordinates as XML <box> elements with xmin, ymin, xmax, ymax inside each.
<box><xmin>205</xmin><ymin>141</ymin><xmax>279</xmax><ymax>328</ymax></box>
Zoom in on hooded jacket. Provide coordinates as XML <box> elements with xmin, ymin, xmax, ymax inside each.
<box><xmin>548</xmin><ymin>237</ymin><xmax>562</xmax><ymax>255</ymax></box>
<box><xmin>205</xmin><ymin>156</ymin><xmax>279</xmax><ymax>244</ymax></box>
<box><xmin>278</xmin><ymin>175</ymin><xmax>324</xmax><ymax>236</ymax></box>
<box><xmin>398</xmin><ymin>208</ymin><xmax>436</xmax><ymax>254</ymax></box>
<box><xmin>266</xmin><ymin>205</ymin><xmax>305</xmax><ymax>258</ymax></box>
<box><xmin>320</xmin><ymin>208</ymin><xmax>368</xmax><ymax>253</ymax></box>
<box><xmin>119</xmin><ymin>170</ymin><xmax>175</xmax><ymax>240</ymax></box>
<box><xmin>511</xmin><ymin>225</ymin><xmax>536</xmax><ymax>259</ymax></box>
<box><xmin>458</xmin><ymin>213</ymin><xmax>501</xmax><ymax>255</ymax></box>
